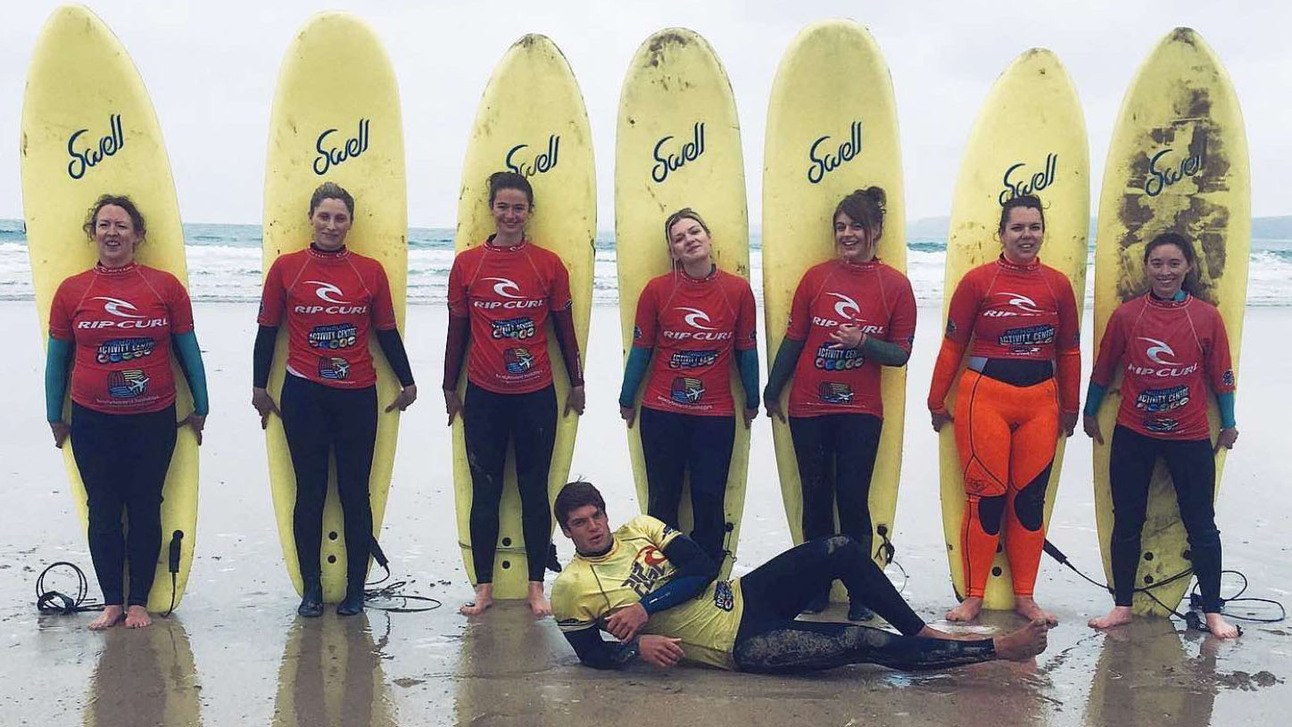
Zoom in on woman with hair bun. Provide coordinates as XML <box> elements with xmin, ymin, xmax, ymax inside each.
<box><xmin>619</xmin><ymin>207</ymin><xmax>759</xmax><ymax>568</ymax></box>
<box><xmin>1085</xmin><ymin>232</ymin><xmax>1239</xmax><ymax>638</ymax></box>
<box><xmin>763</xmin><ymin>187</ymin><xmax>916</xmax><ymax>620</ymax></box>
<box><xmin>444</xmin><ymin>171</ymin><xmax>585</xmax><ymax>617</ymax></box>
<box><xmin>927</xmin><ymin>194</ymin><xmax>1080</xmax><ymax>625</ymax></box>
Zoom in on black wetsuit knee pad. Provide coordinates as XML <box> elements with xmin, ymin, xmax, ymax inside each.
<box><xmin>978</xmin><ymin>495</ymin><xmax>1006</xmax><ymax>535</ymax></box>
<box><xmin>1014</xmin><ymin>475</ymin><xmax>1048</xmax><ymax>531</ymax></box>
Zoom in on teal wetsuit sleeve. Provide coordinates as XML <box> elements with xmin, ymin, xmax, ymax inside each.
<box><xmin>619</xmin><ymin>346</ymin><xmax>653</xmax><ymax>409</ymax></box>
<box><xmin>172</xmin><ymin>331</ymin><xmax>210</xmax><ymax>416</ymax></box>
<box><xmin>1083</xmin><ymin>382</ymin><xmax>1107</xmax><ymax>418</ymax></box>
<box><xmin>45</xmin><ymin>336</ymin><xmax>72</xmax><ymax>422</ymax></box>
<box><xmin>735</xmin><ymin>347</ymin><xmax>759</xmax><ymax>410</ymax></box>
<box><xmin>859</xmin><ymin>335</ymin><xmax>910</xmax><ymax>366</ymax></box>
<box><xmin>762</xmin><ymin>337</ymin><xmax>805</xmax><ymax>404</ymax></box>
<box><xmin>1217</xmin><ymin>391</ymin><xmax>1236</xmax><ymax>429</ymax></box>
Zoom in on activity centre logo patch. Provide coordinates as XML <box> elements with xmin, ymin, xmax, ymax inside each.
<box><xmin>107</xmin><ymin>370</ymin><xmax>148</xmax><ymax>399</ymax></box>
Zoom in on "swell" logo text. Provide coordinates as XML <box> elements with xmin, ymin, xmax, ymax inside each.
<box><xmin>506</xmin><ymin>135</ymin><xmax>560</xmax><ymax>177</ymax></box>
<box><xmin>652</xmin><ymin>122</ymin><xmax>705</xmax><ymax>184</ymax></box>
<box><xmin>999</xmin><ymin>153</ymin><xmax>1056</xmax><ymax>206</ymax></box>
<box><xmin>807</xmin><ymin>121</ymin><xmax>863</xmax><ymax>184</ymax></box>
<box><xmin>314</xmin><ymin>119</ymin><xmax>370</xmax><ymax>176</ymax></box>
<box><xmin>67</xmin><ymin>114</ymin><xmax>124</xmax><ymax>180</ymax></box>
<box><xmin>1144</xmin><ymin>142</ymin><xmax>1205</xmax><ymax>197</ymax></box>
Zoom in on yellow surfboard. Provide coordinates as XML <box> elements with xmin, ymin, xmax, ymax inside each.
<box><xmin>20</xmin><ymin>4</ymin><xmax>199</xmax><ymax>613</ymax></box>
<box><xmin>937</xmin><ymin>49</ymin><xmax>1089</xmax><ymax>608</ymax></box>
<box><xmin>272</xmin><ymin>615</ymin><xmax>395</xmax><ymax>727</ymax></box>
<box><xmin>615</xmin><ymin>28</ymin><xmax>749</xmax><ymax>577</ymax></box>
<box><xmin>452</xmin><ymin>35</ymin><xmax>595</xmax><ymax>598</ymax></box>
<box><xmin>762</xmin><ymin>20</ymin><xmax>907</xmax><ymax>585</ymax></box>
<box><xmin>263</xmin><ymin>12</ymin><xmax>407</xmax><ymax>603</ymax></box>
<box><xmin>1092</xmin><ymin>27</ymin><xmax>1249</xmax><ymax>616</ymax></box>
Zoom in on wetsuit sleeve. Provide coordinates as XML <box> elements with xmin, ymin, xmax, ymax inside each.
<box><xmin>167</xmin><ymin>275</ymin><xmax>196</xmax><ymax>335</ymax></box>
<box><xmin>633</xmin><ymin>281</ymin><xmax>659</xmax><ymax>347</ymax></box>
<box><xmin>45</xmin><ymin>336</ymin><xmax>73</xmax><ymax>422</ymax></box>
<box><xmin>1083</xmin><ymin>383</ymin><xmax>1107</xmax><ymax>419</ymax></box>
<box><xmin>369</xmin><ymin>264</ymin><xmax>398</xmax><ymax>331</ymax></box>
<box><xmin>867</xmin><ymin>270</ymin><xmax>916</xmax><ymax>366</ymax></box>
<box><xmin>1090</xmin><ymin>306</ymin><xmax>1128</xmax><ymax>388</ymax></box>
<box><xmin>442</xmin><ymin>314</ymin><xmax>469</xmax><ymax>390</ymax></box>
<box><xmin>253</xmin><ymin>325</ymin><xmax>277</xmax><ymax>389</ymax></box>
<box><xmin>561</xmin><ymin>628</ymin><xmax>640</xmax><ymax>670</ymax></box>
<box><xmin>1206</xmin><ymin>308</ymin><xmax>1236</xmax><ymax>428</ymax></box>
<box><xmin>785</xmin><ymin>272</ymin><xmax>813</xmax><ymax>341</ymax></box>
<box><xmin>619</xmin><ymin>345</ymin><xmax>652</xmax><ymax>409</ymax></box>
<box><xmin>1054</xmin><ymin>272</ymin><xmax>1081</xmax><ymax>414</ymax></box>
<box><xmin>928</xmin><ymin>275</ymin><xmax>977</xmax><ymax>413</ymax></box>
<box><xmin>764</xmin><ymin>337</ymin><xmax>805</xmax><ymax>404</ymax></box>
<box><xmin>257</xmin><ymin>258</ymin><xmax>286</xmax><ymax>327</ymax></box>
<box><xmin>547</xmin><ymin>255</ymin><xmax>574</xmax><ymax>313</ymax></box>
<box><xmin>734</xmin><ymin>279</ymin><xmax>757</xmax><ymax>351</ymax></box>
<box><xmin>446</xmin><ymin>254</ymin><xmax>470</xmax><ymax>318</ymax></box>
<box><xmin>551</xmin><ymin>308</ymin><xmax>585</xmax><ymax>387</ymax></box>
<box><xmin>735</xmin><ymin>347</ymin><xmax>759</xmax><ymax>410</ymax></box>
<box><xmin>376</xmin><ymin>328</ymin><xmax>415</xmax><ymax>387</ymax></box>
<box><xmin>639</xmin><ymin>534</ymin><xmax>719</xmax><ymax>615</ymax></box>
<box><xmin>48</xmin><ymin>280</ymin><xmax>75</xmax><ymax>342</ymax></box>
<box><xmin>172</xmin><ymin>331</ymin><xmax>210</xmax><ymax>416</ymax></box>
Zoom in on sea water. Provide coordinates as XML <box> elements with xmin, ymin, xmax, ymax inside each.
<box><xmin>2</xmin><ymin>219</ymin><xmax>1289</xmax><ymax>306</ymax></box>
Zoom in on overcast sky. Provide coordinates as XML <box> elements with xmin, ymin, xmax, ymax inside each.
<box><xmin>2</xmin><ymin>0</ymin><xmax>1287</xmax><ymax>227</ymax></box>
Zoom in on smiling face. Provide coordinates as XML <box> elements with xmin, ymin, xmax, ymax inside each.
<box><xmin>490</xmin><ymin>188</ymin><xmax>532</xmax><ymax>238</ymax></box>
<box><xmin>1145</xmin><ymin>242</ymin><xmax>1191</xmax><ymax>299</ymax></box>
<box><xmin>310</xmin><ymin>197</ymin><xmax>352</xmax><ymax>250</ymax></box>
<box><xmin>560</xmin><ymin>504</ymin><xmax>611</xmax><ymax>554</ymax></box>
<box><xmin>668</xmin><ymin>216</ymin><xmax>712</xmax><ymax>266</ymax></box>
<box><xmin>93</xmin><ymin>204</ymin><xmax>139</xmax><ymax>268</ymax></box>
<box><xmin>834</xmin><ymin>211</ymin><xmax>879</xmax><ymax>264</ymax></box>
<box><xmin>1000</xmin><ymin>206</ymin><xmax>1045</xmax><ymax>264</ymax></box>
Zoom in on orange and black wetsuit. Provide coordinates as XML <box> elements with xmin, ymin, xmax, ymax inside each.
<box><xmin>927</xmin><ymin>256</ymin><xmax>1080</xmax><ymax>600</ymax></box>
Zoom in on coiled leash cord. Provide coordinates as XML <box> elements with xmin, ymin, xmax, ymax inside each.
<box><xmin>36</xmin><ymin>561</ymin><xmax>104</xmax><ymax>615</ymax></box>
<box><xmin>1043</xmin><ymin>540</ymin><xmax>1286</xmax><ymax>634</ymax></box>
<box><xmin>362</xmin><ymin>539</ymin><xmax>441</xmax><ymax>614</ymax></box>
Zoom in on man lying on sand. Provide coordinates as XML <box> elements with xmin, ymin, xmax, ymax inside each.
<box><xmin>550</xmin><ymin>481</ymin><xmax>1049</xmax><ymax>672</ymax></box>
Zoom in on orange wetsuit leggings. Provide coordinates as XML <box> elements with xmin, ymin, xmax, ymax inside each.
<box><xmin>953</xmin><ymin>369</ymin><xmax>1057</xmax><ymax>599</ymax></box>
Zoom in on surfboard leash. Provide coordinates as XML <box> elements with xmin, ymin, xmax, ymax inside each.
<box><xmin>361</xmin><ymin>538</ymin><xmax>442</xmax><ymax>614</ymax></box>
<box><xmin>1042</xmin><ymin>539</ymin><xmax>1285</xmax><ymax>632</ymax></box>
<box><xmin>35</xmin><ymin>561</ymin><xmax>104</xmax><ymax>615</ymax></box>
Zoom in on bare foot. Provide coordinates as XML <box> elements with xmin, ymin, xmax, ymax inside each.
<box><xmin>459</xmin><ymin>583</ymin><xmax>494</xmax><ymax>616</ymax></box>
<box><xmin>89</xmin><ymin>605</ymin><xmax>125</xmax><ymax>630</ymax></box>
<box><xmin>1088</xmin><ymin>606</ymin><xmax>1133</xmax><ymax>630</ymax></box>
<box><xmin>946</xmin><ymin>597</ymin><xmax>983</xmax><ymax>622</ymax></box>
<box><xmin>993</xmin><ymin>618</ymin><xmax>1050</xmax><ymax>661</ymax></box>
<box><xmin>1205</xmin><ymin>612</ymin><xmax>1241</xmax><ymax>639</ymax></box>
<box><xmin>527</xmin><ymin>581</ymin><xmax>551</xmax><ymax>617</ymax></box>
<box><xmin>124</xmin><ymin>605</ymin><xmax>152</xmax><ymax>629</ymax></box>
<box><xmin>916</xmin><ymin>625</ymin><xmax>988</xmax><ymax>643</ymax></box>
<box><xmin>1013</xmin><ymin>596</ymin><xmax>1058</xmax><ymax>625</ymax></box>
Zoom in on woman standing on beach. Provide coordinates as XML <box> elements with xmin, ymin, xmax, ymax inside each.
<box><xmin>927</xmin><ymin>194</ymin><xmax>1080</xmax><ymax>625</ymax></box>
<box><xmin>252</xmin><ymin>182</ymin><xmax>417</xmax><ymax>618</ymax></box>
<box><xmin>1085</xmin><ymin>232</ymin><xmax>1240</xmax><ymax>638</ymax></box>
<box><xmin>445</xmin><ymin>171</ymin><xmax>585</xmax><ymax>617</ymax></box>
<box><xmin>619</xmin><ymin>208</ymin><xmax>758</xmax><ymax>566</ymax></box>
<box><xmin>763</xmin><ymin>188</ymin><xmax>915</xmax><ymax>620</ymax></box>
<box><xmin>45</xmin><ymin>195</ymin><xmax>210</xmax><ymax>630</ymax></box>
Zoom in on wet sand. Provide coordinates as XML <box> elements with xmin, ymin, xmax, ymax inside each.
<box><xmin>0</xmin><ymin>300</ymin><xmax>1287</xmax><ymax>726</ymax></box>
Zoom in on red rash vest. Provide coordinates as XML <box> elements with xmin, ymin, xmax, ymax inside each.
<box><xmin>929</xmin><ymin>256</ymin><xmax>1081</xmax><ymax>413</ymax></box>
<box><xmin>258</xmin><ymin>246</ymin><xmax>397</xmax><ymax>389</ymax></box>
<box><xmin>447</xmin><ymin>240</ymin><xmax>573</xmax><ymax>394</ymax></box>
<box><xmin>1091</xmin><ymin>293</ymin><xmax>1233</xmax><ymax>440</ymax></box>
<box><xmin>49</xmin><ymin>263</ymin><xmax>194</xmax><ymax>414</ymax></box>
<box><xmin>633</xmin><ymin>267</ymin><xmax>757</xmax><ymax>416</ymax></box>
<box><xmin>785</xmin><ymin>259</ymin><xmax>916</xmax><ymax>418</ymax></box>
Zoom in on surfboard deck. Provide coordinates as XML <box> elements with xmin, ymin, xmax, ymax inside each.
<box><xmin>938</xmin><ymin>48</ymin><xmax>1089</xmax><ymax>609</ymax></box>
<box><xmin>452</xmin><ymin>34</ymin><xmax>595</xmax><ymax>599</ymax></box>
<box><xmin>263</xmin><ymin>11</ymin><xmax>407</xmax><ymax>603</ymax></box>
<box><xmin>615</xmin><ymin>28</ymin><xmax>750</xmax><ymax>579</ymax></box>
<box><xmin>762</xmin><ymin>20</ymin><xmax>907</xmax><ymax>594</ymax></box>
<box><xmin>20</xmin><ymin>4</ymin><xmax>198</xmax><ymax>613</ymax></box>
<box><xmin>1092</xmin><ymin>27</ymin><xmax>1249</xmax><ymax>617</ymax></box>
